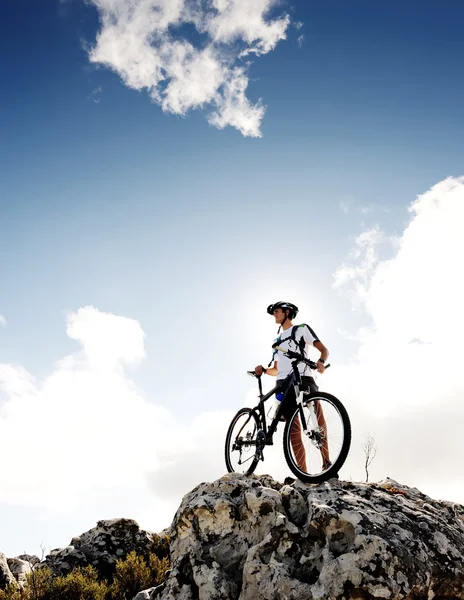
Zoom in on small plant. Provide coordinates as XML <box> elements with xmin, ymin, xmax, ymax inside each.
<box><xmin>150</xmin><ymin>535</ymin><xmax>170</xmax><ymax>560</ymax></box>
<box><xmin>0</xmin><ymin>544</ymin><xmax>171</xmax><ymax>600</ymax></box>
<box><xmin>0</xmin><ymin>583</ymin><xmax>20</xmax><ymax>600</ymax></box>
<box><xmin>48</xmin><ymin>566</ymin><xmax>108</xmax><ymax>600</ymax></box>
<box><xmin>0</xmin><ymin>567</ymin><xmax>52</xmax><ymax>600</ymax></box>
<box><xmin>363</xmin><ymin>432</ymin><xmax>377</xmax><ymax>483</ymax></box>
<box><xmin>148</xmin><ymin>553</ymin><xmax>170</xmax><ymax>588</ymax></box>
<box><xmin>109</xmin><ymin>550</ymin><xmax>170</xmax><ymax>600</ymax></box>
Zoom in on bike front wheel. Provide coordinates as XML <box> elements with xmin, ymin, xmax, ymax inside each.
<box><xmin>225</xmin><ymin>408</ymin><xmax>261</xmax><ymax>476</ymax></box>
<box><xmin>283</xmin><ymin>392</ymin><xmax>351</xmax><ymax>483</ymax></box>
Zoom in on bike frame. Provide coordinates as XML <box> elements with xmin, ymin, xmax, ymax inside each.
<box><xmin>250</xmin><ymin>361</ymin><xmax>310</xmax><ymax>446</ymax></box>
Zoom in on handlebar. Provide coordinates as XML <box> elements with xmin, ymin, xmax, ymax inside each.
<box><xmin>247</xmin><ymin>346</ymin><xmax>330</xmax><ymax>377</ymax></box>
<box><xmin>273</xmin><ymin>345</ymin><xmax>330</xmax><ymax>370</ymax></box>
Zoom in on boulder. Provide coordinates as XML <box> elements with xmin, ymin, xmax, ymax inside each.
<box><xmin>0</xmin><ymin>552</ymin><xmax>15</xmax><ymax>590</ymax></box>
<box><xmin>7</xmin><ymin>557</ymin><xmax>32</xmax><ymax>586</ymax></box>
<box><xmin>16</xmin><ymin>554</ymin><xmax>40</xmax><ymax>566</ymax></box>
<box><xmin>43</xmin><ymin>518</ymin><xmax>168</xmax><ymax>579</ymax></box>
<box><xmin>141</xmin><ymin>474</ymin><xmax>464</xmax><ymax>600</ymax></box>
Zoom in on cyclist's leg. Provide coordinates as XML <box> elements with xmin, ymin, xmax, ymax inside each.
<box><xmin>290</xmin><ymin>416</ymin><xmax>307</xmax><ymax>472</ymax></box>
<box><xmin>314</xmin><ymin>399</ymin><xmax>331</xmax><ymax>466</ymax></box>
<box><xmin>308</xmin><ymin>378</ymin><xmax>331</xmax><ymax>467</ymax></box>
<box><xmin>283</xmin><ymin>388</ymin><xmax>307</xmax><ymax>472</ymax></box>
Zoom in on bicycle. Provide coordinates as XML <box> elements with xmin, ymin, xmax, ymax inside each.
<box><xmin>224</xmin><ymin>345</ymin><xmax>351</xmax><ymax>483</ymax></box>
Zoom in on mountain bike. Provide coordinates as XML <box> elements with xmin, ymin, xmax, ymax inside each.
<box><xmin>224</xmin><ymin>346</ymin><xmax>351</xmax><ymax>483</ymax></box>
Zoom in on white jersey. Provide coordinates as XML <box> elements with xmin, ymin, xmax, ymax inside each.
<box><xmin>274</xmin><ymin>324</ymin><xmax>319</xmax><ymax>381</ymax></box>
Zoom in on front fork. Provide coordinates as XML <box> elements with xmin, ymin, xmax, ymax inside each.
<box><xmin>292</xmin><ymin>364</ymin><xmax>309</xmax><ymax>431</ymax></box>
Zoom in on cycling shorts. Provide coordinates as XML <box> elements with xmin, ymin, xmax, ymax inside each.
<box><xmin>277</xmin><ymin>376</ymin><xmax>319</xmax><ymax>420</ymax></box>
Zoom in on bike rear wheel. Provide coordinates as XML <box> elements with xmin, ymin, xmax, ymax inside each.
<box><xmin>225</xmin><ymin>408</ymin><xmax>261</xmax><ymax>476</ymax></box>
<box><xmin>283</xmin><ymin>392</ymin><xmax>351</xmax><ymax>483</ymax></box>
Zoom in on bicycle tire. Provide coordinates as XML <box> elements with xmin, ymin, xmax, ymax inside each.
<box><xmin>225</xmin><ymin>408</ymin><xmax>261</xmax><ymax>476</ymax></box>
<box><xmin>283</xmin><ymin>392</ymin><xmax>351</xmax><ymax>484</ymax></box>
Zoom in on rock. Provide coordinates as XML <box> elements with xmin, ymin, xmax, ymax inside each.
<box><xmin>16</xmin><ymin>554</ymin><xmax>40</xmax><ymax>566</ymax></box>
<box><xmin>7</xmin><ymin>557</ymin><xmax>32</xmax><ymax>586</ymax></box>
<box><xmin>145</xmin><ymin>474</ymin><xmax>464</xmax><ymax>600</ymax></box>
<box><xmin>133</xmin><ymin>587</ymin><xmax>157</xmax><ymax>599</ymax></box>
<box><xmin>0</xmin><ymin>552</ymin><xmax>15</xmax><ymax>590</ymax></box>
<box><xmin>43</xmin><ymin>518</ymin><xmax>168</xmax><ymax>579</ymax></box>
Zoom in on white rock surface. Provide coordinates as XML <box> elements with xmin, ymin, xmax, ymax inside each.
<box><xmin>145</xmin><ymin>474</ymin><xmax>464</xmax><ymax>600</ymax></box>
<box><xmin>6</xmin><ymin>557</ymin><xmax>32</xmax><ymax>586</ymax></box>
<box><xmin>0</xmin><ymin>552</ymin><xmax>15</xmax><ymax>589</ymax></box>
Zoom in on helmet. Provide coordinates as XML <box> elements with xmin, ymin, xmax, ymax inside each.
<box><xmin>266</xmin><ymin>301</ymin><xmax>299</xmax><ymax>320</ymax></box>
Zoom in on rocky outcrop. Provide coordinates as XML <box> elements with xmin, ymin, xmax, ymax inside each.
<box><xmin>6</xmin><ymin>557</ymin><xmax>32</xmax><ymax>586</ymax></box>
<box><xmin>0</xmin><ymin>554</ymin><xmax>40</xmax><ymax>590</ymax></box>
<box><xmin>144</xmin><ymin>474</ymin><xmax>464</xmax><ymax>600</ymax></box>
<box><xmin>16</xmin><ymin>554</ymin><xmax>40</xmax><ymax>567</ymax></box>
<box><xmin>1</xmin><ymin>477</ymin><xmax>463</xmax><ymax>599</ymax></box>
<box><xmin>43</xmin><ymin>518</ymin><xmax>168</xmax><ymax>579</ymax></box>
<box><xmin>0</xmin><ymin>552</ymin><xmax>15</xmax><ymax>589</ymax></box>
<box><xmin>0</xmin><ymin>519</ymin><xmax>168</xmax><ymax>592</ymax></box>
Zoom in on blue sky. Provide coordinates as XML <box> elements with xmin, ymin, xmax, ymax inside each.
<box><xmin>1</xmin><ymin>0</ymin><xmax>464</xmax><ymax>558</ymax></box>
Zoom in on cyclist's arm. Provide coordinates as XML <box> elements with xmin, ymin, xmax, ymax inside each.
<box><xmin>265</xmin><ymin>361</ymin><xmax>278</xmax><ymax>376</ymax></box>
<box><xmin>313</xmin><ymin>340</ymin><xmax>329</xmax><ymax>363</ymax></box>
<box><xmin>300</xmin><ymin>325</ymin><xmax>329</xmax><ymax>364</ymax></box>
<box><xmin>255</xmin><ymin>361</ymin><xmax>278</xmax><ymax>376</ymax></box>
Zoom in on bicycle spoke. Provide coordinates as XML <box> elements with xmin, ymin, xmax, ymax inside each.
<box><xmin>225</xmin><ymin>408</ymin><xmax>261</xmax><ymax>475</ymax></box>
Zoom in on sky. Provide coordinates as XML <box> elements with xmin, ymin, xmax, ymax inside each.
<box><xmin>1</xmin><ymin>0</ymin><xmax>464</xmax><ymax>558</ymax></box>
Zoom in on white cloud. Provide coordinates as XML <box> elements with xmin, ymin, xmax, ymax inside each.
<box><xmin>65</xmin><ymin>306</ymin><xmax>146</xmax><ymax>370</ymax></box>
<box><xmin>88</xmin><ymin>86</ymin><xmax>102</xmax><ymax>103</ymax></box>
<box><xmin>207</xmin><ymin>67</ymin><xmax>265</xmax><ymax>137</ymax></box>
<box><xmin>337</xmin><ymin>198</ymin><xmax>391</xmax><ymax>217</ymax></box>
<box><xmin>87</xmin><ymin>0</ymin><xmax>291</xmax><ymax>136</ymax></box>
<box><xmin>0</xmin><ymin>307</ymin><xmax>230</xmax><ymax>519</ymax></box>
<box><xmin>207</xmin><ymin>0</ymin><xmax>289</xmax><ymax>54</ymax></box>
<box><xmin>0</xmin><ymin>315</ymin><xmax>5</xmax><ymax>327</ymax></box>
<box><xmin>338</xmin><ymin>199</ymin><xmax>351</xmax><ymax>214</ymax></box>
<box><xmin>330</xmin><ymin>176</ymin><xmax>464</xmax><ymax>502</ymax></box>
<box><xmin>333</xmin><ymin>226</ymin><xmax>395</xmax><ymax>308</ymax></box>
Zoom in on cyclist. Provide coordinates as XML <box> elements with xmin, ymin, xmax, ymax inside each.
<box><xmin>255</xmin><ymin>301</ymin><xmax>331</xmax><ymax>473</ymax></box>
